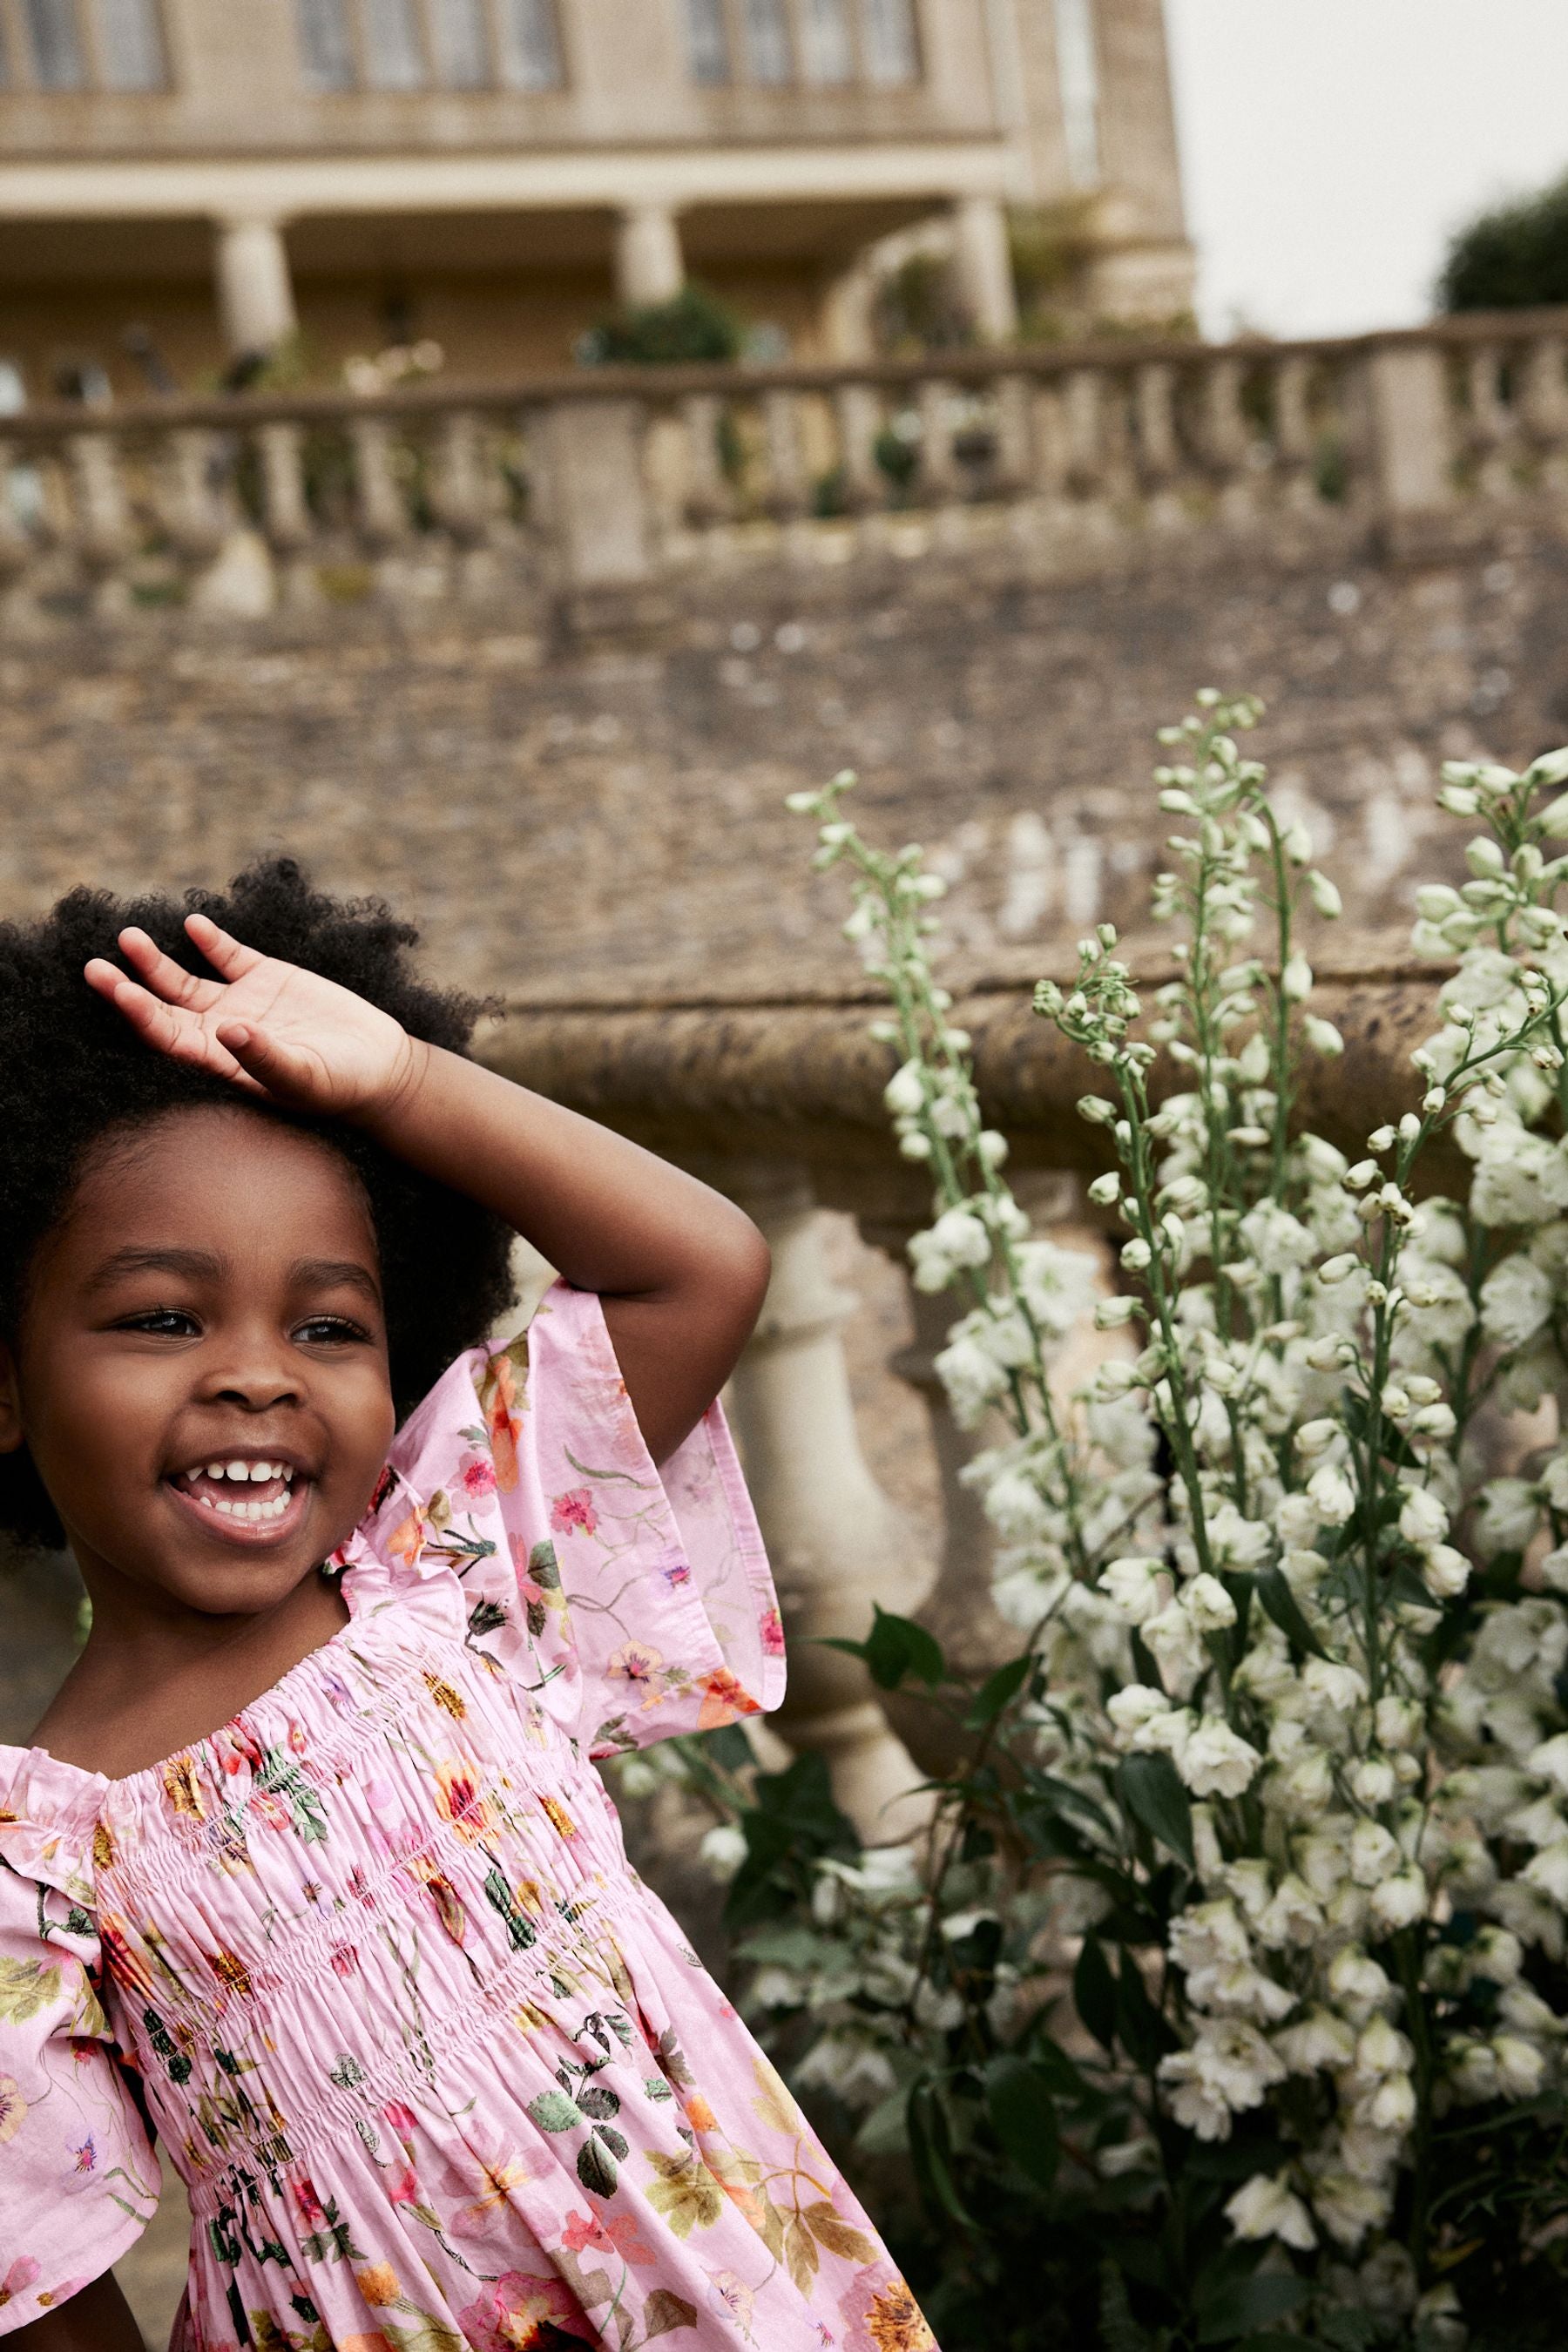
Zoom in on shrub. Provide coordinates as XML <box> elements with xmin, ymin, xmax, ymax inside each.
<box><xmin>1438</xmin><ymin>172</ymin><xmax>1568</xmax><ymax>314</ymax></box>
<box><xmin>646</xmin><ymin>700</ymin><xmax>1568</xmax><ymax>2349</ymax></box>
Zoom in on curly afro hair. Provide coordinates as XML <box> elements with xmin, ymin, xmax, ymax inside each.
<box><xmin>0</xmin><ymin>857</ymin><xmax>517</xmax><ymax>1548</ymax></box>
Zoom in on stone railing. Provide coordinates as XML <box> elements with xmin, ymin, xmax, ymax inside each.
<box><xmin>2</xmin><ymin>309</ymin><xmax>1567</xmax><ymax>623</ymax></box>
<box><xmin>480</xmin><ymin>962</ymin><xmax>1444</xmax><ymax>1842</ymax></box>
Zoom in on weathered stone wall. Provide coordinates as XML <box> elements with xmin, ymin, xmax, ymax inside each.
<box><xmin>2</xmin><ymin>524</ymin><xmax>1565</xmax><ymax>1006</ymax></box>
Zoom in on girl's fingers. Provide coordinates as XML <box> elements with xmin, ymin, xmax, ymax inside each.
<box><xmin>116</xmin><ymin>927</ymin><xmax>224</xmax><ymax>1013</ymax></box>
<box><xmin>214</xmin><ymin>1021</ymin><xmax>315</xmax><ymax>1101</ymax></box>
<box><xmin>85</xmin><ymin>964</ymin><xmax>267</xmax><ymax>1094</ymax></box>
<box><xmin>185</xmin><ymin>912</ymin><xmax>263</xmax><ymax>983</ymax></box>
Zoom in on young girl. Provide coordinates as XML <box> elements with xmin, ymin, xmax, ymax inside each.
<box><xmin>0</xmin><ymin>862</ymin><xmax>936</xmax><ymax>2352</ymax></box>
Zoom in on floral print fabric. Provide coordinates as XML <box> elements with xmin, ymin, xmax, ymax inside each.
<box><xmin>0</xmin><ymin>1282</ymin><xmax>935</xmax><ymax>2351</ymax></box>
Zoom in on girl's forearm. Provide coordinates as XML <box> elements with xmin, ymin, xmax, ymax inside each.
<box><xmin>11</xmin><ymin>2272</ymin><xmax>145</xmax><ymax>2351</ymax></box>
<box><xmin>360</xmin><ymin>1044</ymin><xmax>769</xmax><ymax>1458</ymax></box>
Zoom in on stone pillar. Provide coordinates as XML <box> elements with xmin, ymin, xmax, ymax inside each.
<box><xmin>1365</xmin><ymin>338</ymin><xmax>1455</xmax><ymax>521</ymax></box>
<box><xmin>538</xmin><ymin>397</ymin><xmax>652</xmax><ymax>587</ymax></box>
<box><xmin>614</xmin><ymin>204</ymin><xmax>686</xmax><ymax>308</ymax></box>
<box><xmin>722</xmin><ymin>1166</ymin><xmax>938</xmax><ymax>1845</ymax></box>
<box><xmin>213</xmin><ymin>216</ymin><xmax>297</xmax><ymax>358</ymax></box>
<box><xmin>950</xmin><ymin>193</ymin><xmax>1018</xmax><ymax>343</ymax></box>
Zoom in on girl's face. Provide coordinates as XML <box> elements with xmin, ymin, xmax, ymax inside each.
<box><xmin>0</xmin><ymin>1105</ymin><xmax>397</xmax><ymax>1621</ymax></box>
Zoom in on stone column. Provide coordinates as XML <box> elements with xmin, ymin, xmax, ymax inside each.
<box><xmin>1364</xmin><ymin>338</ymin><xmax>1454</xmax><ymax>522</ymax></box>
<box><xmin>721</xmin><ymin>1165</ymin><xmax>938</xmax><ymax>1845</ymax></box>
<box><xmin>614</xmin><ymin>204</ymin><xmax>686</xmax><ymax>308</ymax></box>
<box><xmin>950</xmin><ymin>193</ymin><xmax>1018</xmax><ymax>343</ymax></box>
<box><xmin>213</xmin><ymin>216</ymin><xmax>297</xmax><ymax>358</ymax></box>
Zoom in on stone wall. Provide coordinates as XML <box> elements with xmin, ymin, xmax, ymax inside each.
<box><xmin>1</xmin><ymin>522</ymin><xmax>1565</xmax><ymax>1004</ymax></box>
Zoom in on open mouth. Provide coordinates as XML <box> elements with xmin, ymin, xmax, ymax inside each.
<box><xmin>166</xmin><ymin>1456</ymin><xmax>312</xmax><ymax>1542</ymax></box>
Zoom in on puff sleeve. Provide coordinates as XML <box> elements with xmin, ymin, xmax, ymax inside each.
<box><xmin>374</xmin><ymin>1280</ymin><xmax>786</xmax><ymax>1757</ymax></box>
<box><xmin>0</xmin><ymin>1805</ymin><xmax>161</xmax><ymax>2333</ymax></box>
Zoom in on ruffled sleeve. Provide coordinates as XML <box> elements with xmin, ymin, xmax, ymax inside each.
<box><xmin>0</xmin><ymin>1767</ymin><xmax>161</xmax><ymax>2334</ymax></box>
<box><xmin>362</xmin><ymin>1280</ymin><xmax>785</xmax><ymax>1758</ymax></box>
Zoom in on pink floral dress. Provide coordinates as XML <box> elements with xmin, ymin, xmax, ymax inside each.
<box><xmin>0</xmin><ymin>1282</ymin><xmax>936</xmax><ymax>2352</ymax></box>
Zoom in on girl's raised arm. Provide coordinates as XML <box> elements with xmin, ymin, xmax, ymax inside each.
<box><xmin>84</xmin><ymin>915</ymin><xmax>770</xmax><ymax>1463</ymax></box>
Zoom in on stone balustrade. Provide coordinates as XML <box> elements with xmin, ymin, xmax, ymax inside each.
<box><xmin>477</xmin><ymin>961</ymin><xmax>1449</xmax><ymax>1839</ymax></box>
<box><xmin>2</xmin><ymin>309</ymin><xmax>1567</xmax><ymax>624</ymax></box>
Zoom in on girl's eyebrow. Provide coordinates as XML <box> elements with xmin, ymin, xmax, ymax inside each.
<box><xmin>85</xmin><ymin>1244</ymin><xmax>223</xmax><ymax>1293</ymax></box>
<box><xmin>293</xmin><ymin>1257</ymin><xmax>382</xmax><ymax>1305</ymax></box>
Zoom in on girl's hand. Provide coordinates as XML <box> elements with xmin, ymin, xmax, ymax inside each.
<box><xmin>84</xmin><ymin>914</ymin><xmax>423</xmax><ymax>1120</ymax></box>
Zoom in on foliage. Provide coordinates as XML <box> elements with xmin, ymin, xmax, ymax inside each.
<box><xmin>577</xmin><ymin>282</ymin><xmax>745</xmax><ymax>368</ymax></box>
<box><xmin>643</xmin><ymin>700</ymin><xmax>1568</xmax><ymax>2348</ymax></box>
<box><xmin>1438</xmin><ymin>170</ymin><xmax>1568</xmax><ymax>314</ymax></box>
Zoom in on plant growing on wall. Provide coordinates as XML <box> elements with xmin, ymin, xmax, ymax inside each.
<box><xmin>648</xmin><ymin>698</ymin><xmax>1568</xmax><ymax>2350</ymax></box>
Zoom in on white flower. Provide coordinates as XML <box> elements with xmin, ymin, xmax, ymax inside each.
<box><xmin>1206</xmin><ymin>1502</ymin><xmax>1272</xmax><ymax>1570</ymax></box>
<box><xmin>1238</xmin><ymin>1201</ymin><xmax>1317</xmax><ymax>1275</ymax></box>
<box><xmin>1307</xmin><ymin>1463</ymin><xmax>1355</xmax><ymax>1525</ymax></box>
<box><xmin>882</xmin><ymin>1060</ymin><xmax>925</xmax><ymax>1118</ymax></box>
<box><xmin>1295</xmin><ymin>1418</ymin><xmax>1340</xmax><ymax>1460</ymax></box>
<box><xmin>794</xmin><ymin>2031</ymin><xmax>896</xmax><ymax>2108</ymax></box>
<box><xmin>698</xmin><ymin>1823</ymin><xmax>747</xmax><ymax>1882</ymax></box>
<box><xmin>1099</xmin><ymin>1556</ymin><xmax>1171</xmax><ymax>1625</ymax></box>
<box><xmin>1397</xmin><ymin>1487</ymin><xmax>1449</xmax><ymax>1547</ymax></box>
<box><xmin>1179</xmin><ymin>1716</ymin><xmax>1263</xmax><ymax>1799</ymax></box>
<box><xmin>1275</xmin><ymin>2008</ymin><xmax>1356</xmax><ymax>2072</ymax></box>
<box><xmin>1375</xmin><ymin>1696</ymin><xmax>1423</xmax><ymax>1751</ymax></box>
<box><xmin>1184</xmin><ymin>1572</ymin><xmax>1238</xmax><ymax>1632</ymax></box>
<box><xmin>1493</xmin><ymin>2033</ymin><xmax>1547</xmax><ymax>2098</ymax></box>
<box><xmin>1528</xmin><ymin>1732</ymin><xmax>1568</xmax><ymax>1795</ymax></box>
<box><xmin>1225</xmin><ymin>2169</ymin><xmax>1316</xmax><ymax>2249</ymax></box>
<box><xmin>1471</xmin><ymin>1123</ymin><xmax>1568</xmax><ymax>1227</ymax></box>
<box><xmin>1421</xmin><ymin>1544</ymin><xmax>1471</xmax><ymax>1601</ymax></box>
<box><xmin>1369</xmin><ymin>1869</ymin><xmax>1429</xmax><ymax>1933</ymax></box>
<box><xmin>908</xmin><ymin>1207</ymin><xmax>992</xmax><ymax>1291</ymax></box>
<box><xmin>1274</xmin><ymin>1493</ymin><xmax>1321</xmax><ymax>1546</ymax></box>
<box><xmin>1256</xmin><ymin>1873</ymin><xmax>1324</xmax><ymax>1949</ymax></box>
<box><xmin>1349</xmin><ymin>1818</ymin><xmax>1401</xmax><ymax>1887</ymax></box>
<box><xmin>1159</xmin><ymin>2020</ymin><xmax>1287</xmax><ymax>2139</ymax></box>
<box><xmin>1480</xmin><ymin>1253</ymin><xmax>1556</xmax><ymax>1349</ymax></box>
<box><xmin>1474</xmin><ymin>1477</ymin><xmax>1540</xmax><ymax>1557</ymax></box>
<box><xmin>1143</xmin><ymin>1598</ymin><xmax>1207</xmax><ymax>1698</ymax></box>
<box><xmin>982</xmin><ymin>1467</ymin><xmax>1054</xmax><ymax>1541</ymax></box>
<box><xmin>1328</xmin><ymin>1946</ymin><xmax>1396</xmax><ymax>2021</ymax></box>
<box><xmin>1523</xmin><ymin>1841</ymin><xmax>1568</xmax><ymax>1907</ymax></box>
<box><xmin>934</xmin><ymin>1332</ymin><xmax>1010</xmax><ymax>1425</ymax></box>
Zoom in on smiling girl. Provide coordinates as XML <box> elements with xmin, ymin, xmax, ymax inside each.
<box><xmin>0</xmin><ymin>862</ymin><xmax>936</xmax><ymax>2352</ymax></box>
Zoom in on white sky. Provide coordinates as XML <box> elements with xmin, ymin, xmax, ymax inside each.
<box><xmin>1164</xmin><ymin>0</ymin><xmax>1568</xmax><ymax>339</ymax></box>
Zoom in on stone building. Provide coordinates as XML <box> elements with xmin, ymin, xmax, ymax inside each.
<box><xmin>0</xmin><ymin>0</ymin><xmax>1193</xmax><ymax>396</ymax></box>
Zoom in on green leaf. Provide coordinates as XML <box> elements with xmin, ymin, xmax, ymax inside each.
<box><xmin>984</xmin><ymin>2057</ymin><xmax>1061</xmax><ymax>2190</ymax></box>
<box><xmin>821</xmin><ymin>1605</ymin><xmax>944</xmax><ymax>1690</ymax></box>
<box><xmin>1116</xmin><ymin>1751</ymin><xmax>1196</xmax><ymax>1871</ymax></box>
<box><xmin>577</xmin><ymin>2135</ymin><xmax>618</xmax><ymax>2196</ymax></box>
<box><xmin>964</xmin><ymin>1652</ymin><xmax>1035</xmax><ymax>1727</ymax></box>
<box><xmin>1254</xmin><ymin>1566</ymin><xmax>1328</xmax><ymax>1660</ymax></box>
<box><xmin>1074</xmin><ymin>1936</ymin><xmax>1119</xmax><ymax>2051</ymax></box>
<box><xmin>1114</xmin><ymin>1953</ymin><xmax>1178</xmax><ymax>2072</ymax></box>
<box><xmin>1196</xmin><ymin>2274</ymin><xmax>1312</xmax><ymax>2343</ymax></box>
<box><xmin>907</xmin><ymin>2080</ymin><xmax>975</xmax><ymax>2227</ymax></box>
<box><xmin>526</xmin><ymin>2088</ymin><xmax>584</xmax><ymax>2133</ymax></box>
<box><xmin>644</xmin><ymin>2289</ymin><xmax>700</xmax><ymax>2339</ymax></box>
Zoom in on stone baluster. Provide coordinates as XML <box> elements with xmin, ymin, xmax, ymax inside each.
<box><xmin>990</xmin><ymin>373</ymin><xmax>1034</xmax><ymax>497</ymax></box>
<box><xmin>1058</xmin><ymin>365</ymin><xmax>1116</xmax><ymax>537</ymax></box>
<box><xmin>0</xmin><ymin>439</ymin><xmax>34</xmax><ymax>617</ymax></box>
<box><xmin>915</xmin><ymin>378</ymin><xmax>961</xmax><ymax>505</ymax></box>
<box><xmin>348</xmin><ymin>414</ymin><xmax>410</xmax><ymax>573</ymax></box>
<box><xmin>162</xmin><ymin>428</ymin><xmax>226</xmax><ymax>558</ymax></box>
<box><xmin>1519</xmin><ymin>332</ymin><xmax>1568</xmax><ymax>498</ymax></box>
<box><xmin>254</xmin><ymin>420</ymin><xmax>318</xmax><ymax>607</ymax></box>
<box><xmin>760</xmin><ymin>387</ymin><xmax>811</xmax><ymax>525</ymax></box>
<box><xmin>1464</xmin><ymin>343</ymin><xmax>1516</xmax><ymax>500</ymax></box>
<box><xmin>429</xmin><ymin>407</ymin><xmax>499</xmax><ymax>596</ymax></box>
<box><xmin>1272</xmin><ymin>352</ymin><xmax>1320</xmax><ymax>511</ymax></box>
<box><xmin>66</xmin><ymin>429</ymin><xmax>132</xmax><ymax>612</ymax></box>
<box><xmin>833</xmin><ymin>380</ymin><xmax>886</xmax><ymax>515</ymax></box>
<box><xmin>679</xmin><ymin>394</ymin><xmax>731</xmax><ymax>527</ymax></box>
<box><xmin>720</xmin><ymin>1163</ymin><xmax>938</xmax><ymax>1845</ymax></box>
<box><xmin>1362</xmin><ymin>338</ymin><xmax>1454</xmax><ymax>532</ymax></box>
<box><xmin>1200</xmin><ymin>354</ymin><xmax>1254</xmax><ymax>522</ymax></box>
<box><xmin>1133</xmin><ymin>360</ymin><xmax>1185</xmax><ymax>526</ymax></box>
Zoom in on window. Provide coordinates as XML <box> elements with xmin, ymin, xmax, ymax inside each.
<box><xmin>741</xmin><ymin>0</ymin><xmax>790</xmax><ymax>83</ymax></box>
<box><xmin>684</xmin><ymin>0</ymin><xmax>727</xmax><ymax>84</ymax></box>
<box><xmin>97</xmin><ymin>0</ymin><xmax>165</xmax><ymax>87</ymax></box>
<box><xmin>497</xmin><ymin>0</ymin><xmax>562</xmax><ymax>88</ymax></box>
<box><xmin>362</xmin><ymin>0</ymin><xmax>423</xmax><ymax>85</ymax></box>
<box><xmin>1052</xmin><ymin>0</ymin><xmax>1101</xmax><ymax>186</ymax></box>
<box><xmin>297</xmin><ymin>0</ymin><xmax>355</xmax><ymax>89</ymax></box>
<box><xmin>800</xmin><ymin>0</ymin><xmax>852</xmax><ymax>84</ymax></box>
<box><xmin>428</xmin><ymin>0</ymin><xmax>488</xmax><ymax>86</ymax></box>
<box><xmin>20</xmin><ymin>0</ymin><xmax>84</xmax><ymax>88</ymax></box>
<box><xmin>861</xmin><ymin>0</ymin><xmax>916</xmax><ymax>85</ymax></box>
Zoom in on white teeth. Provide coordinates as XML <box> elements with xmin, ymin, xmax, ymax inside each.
<box><xmin>206</xmin><ymin>1463</ymin><xmax>225</xmax><ymax>1481</ymax></box>
<box><xmin>249</xmin><ymin>1463</ymin><xmax>273</xmax><ymax>1482</ymax></box>
<box><xmin>224</xmin><ymin>1461</ymin><xmax>250</xmax><ymax>1481</ymax></box>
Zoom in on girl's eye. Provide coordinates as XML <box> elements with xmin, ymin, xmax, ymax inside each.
<box><xmin>123</xmin><ymin>1307</ymin><xmax>199</xmax><ymax>1337</ymax></box>
<box><xmin>295</xmin><ymin>1315</ymin><xmax>371</xmax><ymax>1347</ymax></box>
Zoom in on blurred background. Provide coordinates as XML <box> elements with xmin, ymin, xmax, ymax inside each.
<box><xmin>3</xmin><ymin>1</ymin><xmax>1568</xmax><ymax>2335</ymax></box>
